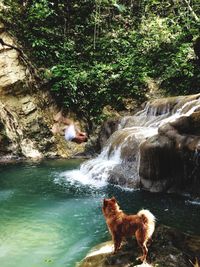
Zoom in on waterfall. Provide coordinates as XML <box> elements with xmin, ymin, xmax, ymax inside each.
<box><xmin>62</xmin><ymin>94</ymin><xmax>200</xmax><ymax>189</ymax></box>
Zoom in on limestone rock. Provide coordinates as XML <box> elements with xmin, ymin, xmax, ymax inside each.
<box><xmin>139</xmin><ymin>111</ymin><xmax>200</xmax><ymax>195</ymax></box>
<box><xmin>136</xmin><ymin>94</ymin><xmax>200</xmax><ymax>195</ymax></box>
<box><xmin>97</xmin><ymin>118</ymin><xmax>121</xmax><ymax>150</ymax></box>
<box><xmin>0</xmin><ymin>22</ymin><xmax>86</xmax><ymax>159</ymax></box>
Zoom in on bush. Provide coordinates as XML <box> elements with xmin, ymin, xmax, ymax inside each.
<box><xmin>1</xmin><ymin>0</ymin><xmax>200</xmax><ymax>124</ymax></box>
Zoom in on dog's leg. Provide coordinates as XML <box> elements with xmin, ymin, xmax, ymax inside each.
<box><xmin>136</xmin><ymin>242</ymin><xmax>148</xmax><ymax>262</ymax></box>
<box><xmin>113</xmin><ymin>233</ymin><xmax>122</xmax><ymax>253</ymax></box>
<box><xmin>135</xmin><ymin>229</ymin><xmax>148</xmax><ymax>262</ymax></box>
<box><xmin>141</xmin><ymin>242</ymin><xmax>148</xmax><ymax>262</ymax></box>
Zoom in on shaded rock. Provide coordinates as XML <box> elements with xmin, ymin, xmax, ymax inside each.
<box><xmin>97</xmin><ymin>118</ymin><xmax>121</xmax><ymax>150</ymax></box>
<box><xmin>107</xmin><ymin>133</ymin><xmax>141</xmax><ymax>188</ymax></box>
<box><xmin>139</xmin><ymin>134</ymin><xmax>183</xmax><ymax>193</ymax></box>
<box><xmin>108</xmin><ymin>162</ymin><xmax>140</xmax><ymax>188</ymax></box>
<box><xmin>139</xmin><ymin>97</ymin><xmax>200</xmax><ymax>196</ymax></box>
<box><xmin>77</xmin><ymin>225</ymin><xmax>200</xmax><ymax>267</ymax></box>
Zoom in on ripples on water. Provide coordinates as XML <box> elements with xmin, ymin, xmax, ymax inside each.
<box><xmin>0</xmin><ymin>159</ymin><xmax>199</xmax><ymax>267</ymax></box>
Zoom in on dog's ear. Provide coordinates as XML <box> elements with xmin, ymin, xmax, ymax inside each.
<box><xmin>111</xmin><ymin>196</ymin><xmax>116</xmax><ymax>203</ymax></box>
<box><xmin>103</xmin><ymin>199</ymin><xmax>107</xmax><ymax>207</ymax></box>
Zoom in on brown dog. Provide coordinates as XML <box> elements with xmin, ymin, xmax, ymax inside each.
<box><xmin>102</xmin><ymin>197</ymin><xmax>155</xmax><ymax>262</ymax></box>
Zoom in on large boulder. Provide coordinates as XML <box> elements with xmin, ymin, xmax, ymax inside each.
<box><xmin>139</xmin><ymin>111</ymin><xmax>200</xmax><ymax>195</ymax></box>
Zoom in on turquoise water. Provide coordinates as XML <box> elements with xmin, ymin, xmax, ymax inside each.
<box><xmin>0</xmin><ymin>159</ymin><xmax>199</xmax><ymax>267</ymax></box>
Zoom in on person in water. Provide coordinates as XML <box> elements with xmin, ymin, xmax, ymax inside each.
<box><xmin>52</xmin><ymin>112</ymin><xmax>88</xmax><ymax>144</ymax></box>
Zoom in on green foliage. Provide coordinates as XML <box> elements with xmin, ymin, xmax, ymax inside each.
<box><xmin>1</xmin><ymin>0</ymin><xmax>200</xmax><ymax>124</ymax></box>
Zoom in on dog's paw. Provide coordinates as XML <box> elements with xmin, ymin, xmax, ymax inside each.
<box><xmin>136</xmin><ymin>255</ymin><xmax>146</xmax><ymax>262</ymax></box>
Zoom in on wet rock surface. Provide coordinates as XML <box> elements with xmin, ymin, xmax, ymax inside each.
<box><xmin>97</xmin><ymin>118</ymin><xmax>121</xmax><ymax>150</ymax></box>
<box><xmin>77</xmin><ymin>224</ymin><xmax>200</xmax><ymax>267</ymax></box>
<box><xmin>139</xmin><ymin>110</ymin><xmax>200</xmax><ymax>195</ymax></box>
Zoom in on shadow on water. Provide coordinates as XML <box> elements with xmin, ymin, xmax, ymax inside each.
<box><xmin>0</xmin><ymin>159</ymin><xmax>199</xmax><ymax>267</ymax></box>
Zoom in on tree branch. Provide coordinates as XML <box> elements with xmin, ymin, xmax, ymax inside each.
<box><xmin>183</xmin><ymin>0</ymin><xmax>199</xmax><ymax>22</ymax></box>
<box><xmin>0</xmin><ymin>38</ymin><xmax>41</xmax><ymax>84</ymax></box>
<box><xmin>0</xmin><ymin>38</ymin><xmax>22</xmax><ymax>54</ymax></box>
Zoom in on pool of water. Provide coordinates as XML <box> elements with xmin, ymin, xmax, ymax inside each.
<box><xmin>0</xmin><ymin>159</ymin><xmax>199</xmax><ymax>267</ymax></box>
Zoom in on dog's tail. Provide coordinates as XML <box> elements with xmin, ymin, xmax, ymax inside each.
<box><xmin>137</xmin><ymin>209</ymin><xmax>156</xmax><ymax>238</ymax></box>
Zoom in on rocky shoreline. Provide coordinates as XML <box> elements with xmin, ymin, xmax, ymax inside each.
<box><xmin>77</xmin><ymin>224</ymin><xmax>200</xmax><ymax>267</ymax></box>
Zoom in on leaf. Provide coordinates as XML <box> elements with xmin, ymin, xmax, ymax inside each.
<box><xmin>113</xmin><ymin>3</ymin><xmax>126</xmax><ymax>13</ymax></box>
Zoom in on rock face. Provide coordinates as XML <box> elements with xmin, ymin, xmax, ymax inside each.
<box><xmin>97</xmin><ymin>118</ymin><xmax>121</xmax><ymax>150</ymax></box>
<box><xmin>139</xmin><ymin>100</ymin><xmax>200</xmax><ymax>195</ymax></box>
<box><xmin>77</xmin><ymin>225</ymin><xmax>200</xmax><ymax>267</ymax></box>
<box><xmin>0</xmin><ymin>22</ymin><xmax>86</xmax><ymax>159</ymax></box>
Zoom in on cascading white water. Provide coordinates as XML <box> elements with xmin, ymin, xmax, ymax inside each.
<box><xmin>62</xmin><ymin>94</ymin><xmax>200</xmax><ymax>188</ymax></box>
<box><xmin>57</xmin><ymin>145</ymin><xmax>122</xmax><ymax>187</ymax></box>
